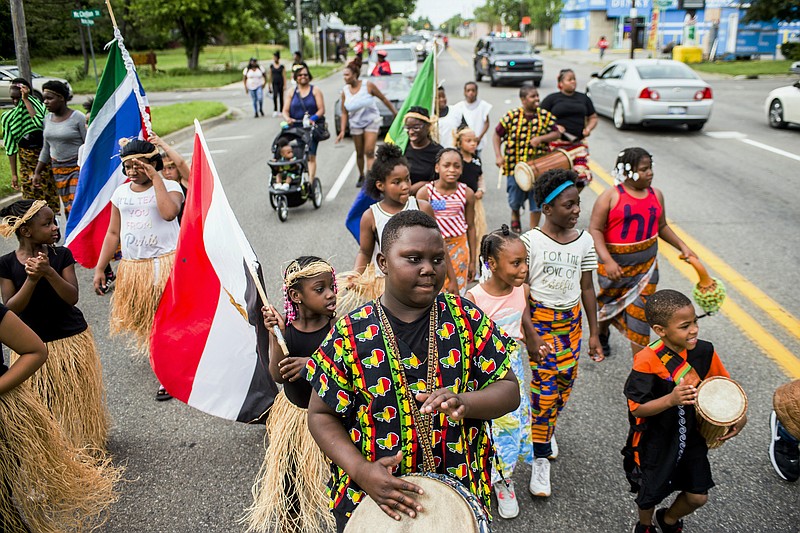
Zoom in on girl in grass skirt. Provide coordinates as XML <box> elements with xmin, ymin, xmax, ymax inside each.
<box><xmin>245</xmin><ymin>256</ymin><xmax>337</xmax><ymax>533</ymax></box>
<box><xmin>0</xmin><ymin>305</ymin><xmax>120</xmax><ymax>531</ymax></box>
<box><xmin>454</xmin><ymin>127</ymin><xmax>487</xmax><ymax>274</ymax></box>
<box><xmin>92</xmin><ymin>138</ymin><xmax>184</xmax><ymax>400</ymax></box>
<box><xmin>0</xmin><ymin>199</ymin><xmax>109</xmax><ymax>451</ymax></box>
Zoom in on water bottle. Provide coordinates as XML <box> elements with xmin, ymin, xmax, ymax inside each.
<box><xmin>302</xmin><ymin>113</ymin><xmax>311</xmax><ymax>129</ymax></box>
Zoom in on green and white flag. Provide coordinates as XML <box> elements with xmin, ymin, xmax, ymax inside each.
<box><xmin>384</xmin><ymin>52</ymin><xmax>436</xmax><ymax>151</ymax></box>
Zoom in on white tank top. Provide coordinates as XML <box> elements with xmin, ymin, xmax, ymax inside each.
<box><xmin>370</xmin><ymin>197</ymin><xmax>419</xmax><ymax>272</ymax></box>
<box><xmin>343</xmin><ymin>81</ymin><xmax>380</xmax><ymax>129</ymax></box>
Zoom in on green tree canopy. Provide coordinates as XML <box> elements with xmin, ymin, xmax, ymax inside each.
<box><xmin>321</xmin><ymin>0</ymin><xmax>414</xmax><ymax>38</ymax></box>
<box><xmin>743</xmin><ymin>0</ymin><xmax>800</xmax><ymax>22</ymax></box>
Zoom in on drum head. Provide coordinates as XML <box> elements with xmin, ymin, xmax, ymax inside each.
<box><xmin>513</xmin><ymin>163</ymin><xmax>534</xmax><ymax>192</ymax></box>
<box><xmin>345</xmin><ymin>475</ymin><xmax>481</xmax><ymax>533</ymax></box>
<box><xmin>696</xmin><ymin>377</ymin><xmax>747</xmax><ymax>425</ymax></box>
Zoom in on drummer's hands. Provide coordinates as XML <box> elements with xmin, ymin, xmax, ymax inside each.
<box><xmin>261</xmin><ymin>305</ymin><xmax>285</xmax><ymax>335</ymax></box>
<box><xmin>529</xmin><ymin>136</ymin><xmax>544</xmax><ymax>148</ymax></box>
<box><xmin>278</xmin><ymin>356</ymin><xmax>309</xmax><ymax>382</ymax></box>
<box><xmin>495</xmin><ymin>155</ymin><xmax>504</xmax><ymax>169</ymax></box>
<box><xmin>417</xmin><ymin>388</ymin><xmax>467</xmax><ymax>421</ymax></box>
<box><xmin>604</xmin><ymin>260</ymin><xmax>623</xmax><ymax>281</ymax></box>
<box><xmin>587</xmin><ymin>334</ymin><xmax>605</xmax><ymax>362</ymax></box>
<box><xmin>719</xmin><ymin>413</ymin><xmax>747</xmax><ymax>442</ymax></box>
<box><xmin>670</xmin><ymin>379</ymin><xmax>697</xmax><ymax>406</ymax></box>
<box><xmin>355</xmin><ymin>452</ymin><xmax>423</xmax><ymax>521</ymax></box>
<box><xmin>582</xmin><ymin>127</ymin><xmax>592</xmax><ymax>138</ymax></box>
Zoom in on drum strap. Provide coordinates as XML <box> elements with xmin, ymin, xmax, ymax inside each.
<box><xmin>376</xmin><ymin>301</ymin><xmax>438</xmax><ymax>473</ymax></box>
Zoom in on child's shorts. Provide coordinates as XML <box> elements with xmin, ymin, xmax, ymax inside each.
<box><xmin>506</xmin><ymin>175</ymin><xmax>540</xmax><ymax>213</ymax></box>
<box><xmin>350</xmin><ymin>117</ymin><xmax>382</xmax><ymax>136</ymax></box>
<box><xmin>635</xmin><ymin>444</ymin><xmax>715</xmax><ymax>510</ymax></box>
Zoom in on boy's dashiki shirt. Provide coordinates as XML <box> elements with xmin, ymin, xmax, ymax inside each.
<box><xmin>306</xmin><ymin>292</ymin><xmax>515</xmax><ymax>517</ymax></box>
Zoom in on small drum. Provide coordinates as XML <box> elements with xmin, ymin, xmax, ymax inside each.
<box><xmin>695</xmin><ymin>376</ymin><xmax>747</xmax><ymax>449</ymax></box>
<box><xmin>344</xmin><ymin>473</ymin><xmax>489</xmax><ymax>533</ymax></box>
<box><xmin>513</xmin><ymin>147</ymin><xmax>586</xmax><ymax>192</ymax></box>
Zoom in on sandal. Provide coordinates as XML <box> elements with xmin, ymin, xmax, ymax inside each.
<box><xmin>155</xmin><ymin>386</ymin><xmax>173</xmax><ymax>401</ymax></box>
<box><xmin>510</xmin><ymin>220</ymin><xmax>522</xmax><ymax>234</ymax></box>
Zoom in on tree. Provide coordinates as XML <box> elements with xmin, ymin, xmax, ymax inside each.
<box><xmin>389</xmin><ymin>17</ymin><xmax>408</xmax><ymax>38</ymax></box>
<box><xmin>744</xmin><ymin>0</ymin><xmax>800</xmax><ymax>22</ymax></box>
<box><xmin>528</xmin><ymin>0</ymin><xmax>563</xmax><ymax>44</ymax></box>
<box><xmin>410</xmin><ymin>16</ymin><xmax>433</xmax><ymax>31</ymax></box>
<box><xmin>442</xmin><ymin>14</ymin><xmax>465</xmax><ymax>35</ymax></box>
<box><xmin>321</xmin><ymin>0</ymin><xmax>413</xmax><ymax>39</ymax></box>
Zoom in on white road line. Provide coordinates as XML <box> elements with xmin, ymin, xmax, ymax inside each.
<box><xmin>326</xmin><ymin>152</ymin><xmax>357</xmax><ymax>201</ymax></box>
<box><xmin>704</xmin><ymin>131</ymin><xmax>747</xmax><ymax>139</ymax></box>
<box><xmin>739</xmin><ymin>138</ymin><xmax>800</xmax><ymax>163</ymax></box>
<box><xmin>204</xmin><ymin>135</ymin><xmax>253</xmax><ymax>142</ymax></box>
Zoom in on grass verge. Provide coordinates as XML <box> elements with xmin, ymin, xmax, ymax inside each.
<box><xmin>692</xmin><ymin>60</ymin><xmax>796</xmax><ymax>76</ymax></box>
<box><xmin>0</xmin><ymin>101</ymin><xmax>227</xmax><ymax>199</ymax></box>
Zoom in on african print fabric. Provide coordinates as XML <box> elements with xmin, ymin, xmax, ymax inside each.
<box><xmin>597</xmin><ymin>236</ymin><xmax>658</xmax><ymax>347</ymax></box>
<box><xmin>549</xmin><ymin>139</ymin><xmax>592</xmax><ymax>186</ymax></box>
<box><xmin>52</xmin><ymin>158</ymin><xmax>80</xmax><ymax>219</ymax></box>
<box><xmin>306</xmin><ymin>293</ymin><xmax>514</xmax><ymax>518</ymax></box>
<box><xmin>498</xmin><ymin>107</ymin><xmax>558</xmax><ymax>176</ymax></box>
<box><xmin>18</xmin><ymin>147</ymin><xmax>60</xmax><ymax>215</ymax></box>
<box><xmin>445</xmin><ymin>233</ymin><xmax>470</xmax><ymax>296</ymax></box>
<box><xmin>1</xmin><ymin>97</ymin><xmax>45</xmax><ymax>156</ymax></box>
<box><xmin>492</xmin><ymin>343</ymin><xmax>532</xmax><ymax>480</ymax></box>
<box><xmin>529</xmin><ymin>298</ymin><xmax>582</xmax><ymax>446</ymax></box>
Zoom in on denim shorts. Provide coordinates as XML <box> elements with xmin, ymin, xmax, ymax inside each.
<box><xmin>506</xmin><ymin>174</ymin><xmax>540</xmax><ymax>212</ymax></box>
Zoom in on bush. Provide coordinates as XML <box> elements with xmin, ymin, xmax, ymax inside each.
<box><xmin>781</xmin><ymin>42</ymin><xmax>800</xmax><ymax>60</ymax></box>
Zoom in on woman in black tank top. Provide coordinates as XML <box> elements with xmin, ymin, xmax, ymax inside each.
<box><xmin>269</xmin><ymin>51</ymin><xmax>286</xmax><ymax>116</ymax></box>
<box><xmin>245</xmin><ymin>256</ymin><xmax>338</xmax><ymax>533</ymax></box>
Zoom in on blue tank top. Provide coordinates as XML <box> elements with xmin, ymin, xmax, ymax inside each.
<box><xmin>289</xmin><ymin>86</ymin><xmax>318</xmax><ymax>121</ymax></box>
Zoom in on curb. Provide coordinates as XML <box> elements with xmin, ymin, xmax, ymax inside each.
<box><xmin>0</xmin><ymin>107</ymin><xmax>238</xmax><ymax>208</ymax></box>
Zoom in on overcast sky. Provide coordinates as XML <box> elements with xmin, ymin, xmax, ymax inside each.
<box><xmin>412</xmin><ymin>0</ymin><xmax>485</xmax><ymax>26</ymax></box>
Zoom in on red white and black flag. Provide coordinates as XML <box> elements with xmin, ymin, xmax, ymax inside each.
<box><xmin>150</xmin><ymin>121</ymin><xmax>277</xmax><ymax>422</ymax></box>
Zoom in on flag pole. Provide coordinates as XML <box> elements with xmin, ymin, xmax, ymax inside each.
<box><xmin>105</xmin><ymin>0</ymin><xmax>118</xmax><ymax>28</ymax></box>
<box><xmin>245</xmin><ymin>265</ymin><xmax>290</xmax><ymax>356</ymax></box>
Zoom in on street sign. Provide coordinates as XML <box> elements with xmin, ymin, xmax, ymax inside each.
<box><xmin>80</xmin><ymin>18</ymin><xmax>95</xmax><ymax>26</ymax></box>
<box><xmin>655</xmin><ymin>0</ymin><xmax>673</xmax><ymax>8</ymax></box>
<box><xmin>72</xmin><ymin>9</ymin><xmax>101</xmax><ymax>19</ymax></box>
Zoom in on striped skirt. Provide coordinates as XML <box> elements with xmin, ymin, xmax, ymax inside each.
<box><xmin>445</xmin><ymin>233</ymin><xmax>469</xmax><ymax>295</ymax></box>
<box><xmin>597</xmin><ymin>236</ymin><xmax>658</xmax><ymax>347</ymax></box>
<box><xmin>51</xmin><ymin>158</ymin><xmax>80</xmax><ymax>219</ymax></box>
<box><xmin>549</xmin><ymin>139</ymin><xmax>592</xmax><ymax>187</ymax></box>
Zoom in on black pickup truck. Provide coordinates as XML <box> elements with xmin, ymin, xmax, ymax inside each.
<box><xmin>473</xmin><ymin>37</ymin><xmax>544</xmax><ymax>87</ymax></box>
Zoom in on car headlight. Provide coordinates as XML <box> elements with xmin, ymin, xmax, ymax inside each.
<box><xmin>416</xmin><ymin>44</ymin><xmax>424</xmax><ymax>51</ymax></box>
<box><xmin>494</xmin><ymin>60</ymin><xmax>508</xmax><ymax>67</ymax></box>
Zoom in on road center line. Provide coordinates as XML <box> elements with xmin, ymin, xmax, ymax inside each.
<box><xmin>587</xmin><ymin>161</ymin><xmax>800</xmax><ymax>378</ymax></box>
<box><xmin>326</xmin><ymin>151</ymin><xmax>357</xmax><ymax>201</ymax></box>
<box><xmin>448</xmin><ymin>47</ymin><xmax>469</xmax><ymax>68</ymax></box>
<box><xmin>738</xmin><ymin>138</ymin><xmax>800</xmax><ymax>163</ymax></box>
<box><xmin>204</xmin><ymin>135</ymin><xmax>253</xmax><ymax>142</ymax></box>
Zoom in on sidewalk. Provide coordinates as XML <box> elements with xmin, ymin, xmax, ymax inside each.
<box><xmin>539</xmin><ymin>47</ymin><xmax>655</xmax><ymax>67</ymax></box>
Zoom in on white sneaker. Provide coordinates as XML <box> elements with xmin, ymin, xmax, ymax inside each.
<box><xmin>494</xmin><ymin>480</ymin><xmax>519</xmax><ymax>519</ymax></box>
<box><xmin>529</xmin><ymin>458</ymin><xmax>551</xmax><ymax>497</ymax></box>
<box><xmin>272</xmin><ymin>111</ymin><xmax>279</xmax><ymax>117</ymax></box>
<box><xmin>549</xmin><ymin>435</ymin><xmax>559</xmax><ymax>460</ymax></box>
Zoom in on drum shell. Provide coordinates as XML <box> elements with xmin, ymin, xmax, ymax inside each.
<box><xmin>513</xmin><ymin>149</ymin><xmax>575</xmax><ymax>192</ymax></box>
<box><xmin>344</xmin><ymin>473</ymin><xmax>488</xmax><ymax>533</ymax></box>
<box><xmin>695</xmin><ymin>376</ymin><xmax>747</xmax><ymax>449</ymax></box>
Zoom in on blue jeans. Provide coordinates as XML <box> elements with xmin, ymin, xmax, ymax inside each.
<box><xmin>249</xmin><ymin>86</ymin><xmax>264</xmax><ymax>115</ymax></box>
<box><xmin>506</xmin><ymin>174</ymin><xmax>540</xmax><ymax>212</ymax></box>
<box><xmin>779</xmin><ymin>418</ymin><xmax>799</xmax><ymax>445</ymax></box>
<box><xmin>533</xmin><ymin>441</ymin><xmax>553</xmax><ymax>459</ymax></box>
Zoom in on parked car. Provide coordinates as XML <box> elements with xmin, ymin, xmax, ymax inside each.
<box><xmin>765</xmin><ymin>80</ymin><xmax>800</xmax><ymax>129</ymax></box>
<box><xmin>334</xmin><ymin>74</ymin><xmax>411</xmax><ymax>137</ymax></box>
<box><xmin>396</xmin><ymin>34</ymin><xmax>428</xmax><ymax>61</ymax></box>
<box><xmin>0</xmin><ymin>65</ymin><xmax>72</xmax><ymax>106</ymax></box>
<box><xmin>586</xmin><ymin>59</ymin><xmax>713</xmax><ymax>131</ymax></box>
<box><xmin>473</xmin><ymin>37</ymin><xmax>543</xmax><ymax>87</ymax></box>
<box><xmin>368</xmin><ymin>45</ymin><xmax>418</xmax><ymax>79</ymax></box>
<box><xmin>791</xmin><ymin>61</ymin><xmax>800</xmax><ymax>75</ymax></box>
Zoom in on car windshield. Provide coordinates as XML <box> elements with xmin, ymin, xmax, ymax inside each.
<box><xmin>372</xmin><ymin>48</ymin><xmax>416</xmax><ymax>63</ymax></box>
<box><xmin>491</xmin><ymin>41</ymin><xmax>531</xmax><ymax>54</ymax></box>
<box><xmin>367</xmin><ymin>75</ymin><xmax>411</xmax><ymax>98</ymax></box>
<box><xmin>636</xmin><ymin>64</ymin><xmax>698</xmax><ymax>80</ymax></box>
<box><xmin>397</xmin><ymin>35</ymin><xmax>424</xmax><ymax>43</ymax></box>
<box><xmin>1</xmin><ymin>66</ymin><xmax>41</xmax><ymax>78</ymax></box>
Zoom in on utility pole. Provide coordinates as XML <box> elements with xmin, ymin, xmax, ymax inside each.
<box><xmin>10</xmin><ymin>0</ymin><xmax>32</xmax><ymax>82</ymax></box>
<box><xmin>630</xmin><ymin>0</ymin><xmax>637</xmax><ymax>59</ymax></box>
<box><xmin>295</xmin><ymin>0</ymin><xmax>303</xmax><ymax>56</ymax></box>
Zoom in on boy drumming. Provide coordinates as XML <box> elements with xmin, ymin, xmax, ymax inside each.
<box><xmin>306</xmin><ymin>210</ymin><xmax>520</xmax><ymax>531</ymax></box>
<box><xmin>623</xmin><ymin>289</ymin><xmax>746</xmax><ymax>533</ymax></box>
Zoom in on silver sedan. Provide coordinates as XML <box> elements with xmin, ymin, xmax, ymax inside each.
<box><xmin>586</xmin><ymin>59</ymin><xmax>713</xmax><ymax>131</ymax></box>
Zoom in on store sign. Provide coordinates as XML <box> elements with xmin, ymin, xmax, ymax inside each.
<box><xmin>607</xmin><ymin>0</ymin><xmax>652</xmax><ymax>17</ymax></box>
<box><xmin>564</xmin><ymin>17</ymin><xmax>587</xmax><ymax>30</ymax></box>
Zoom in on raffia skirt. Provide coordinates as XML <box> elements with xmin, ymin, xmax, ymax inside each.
<box><xmin>110</xmin><ymin>251</ymin><xmax>175</xmax><ymax>356</ymax></box>
<box><xmin>0</xmin><ymin>385</ymin><xmax>121</xmax><ymax>532</ymax></box>
<box><xmin>244</xmin><ymin>391</ymin><xmax>333</xmax><ymax>533</ymax></box>
<box><xmin>10</xmin><ymin>327</ymin><xmax>109</xmax><ymax>452</ymax></box>
<box><xmin>336</xmin><ymin>264</ymin><xmax>385</xmax><ymax>316</ymax></box>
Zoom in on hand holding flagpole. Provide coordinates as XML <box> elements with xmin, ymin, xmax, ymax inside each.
<box><xmin>244</xmin><ymin>263</ymin><xmax>290</xmax><ymax>357</ymax></box>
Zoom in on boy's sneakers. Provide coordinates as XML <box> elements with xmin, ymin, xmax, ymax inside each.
<box><xmin>493</xmin><ymin>480</ymin><xmax>519</xmax><ymax>519</ymax></box>
<box><xmin>770</xmin><ymin>410</ymin><xmax>800</xmax><ymax>481</ymax></box>
<box><xmin>654</xmin><ymin>508</ymin><xmax>683</xmax><ymax>533</ymax></box>
<box><xmin>632</xmin><ymin>523</ymin><xmax>658</xmax><ymax>533</ymax></box>
<box><xmin>529</xmin><ymin>458</ymin><xmax>551</xmax><ymax>497</ymax></box>
<box><xmin>548</xmin><ymin>435</ymin><xmax>559</xmax><ymax>460</ymax></box>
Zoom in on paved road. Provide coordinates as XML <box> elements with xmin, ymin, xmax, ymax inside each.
<box><xmin>3</xmin><ymin>39</ymin><xmax>798</xmax><ymax>532</ymax></box>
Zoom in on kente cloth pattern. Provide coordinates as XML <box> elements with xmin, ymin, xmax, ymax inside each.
<box><xmin>305</xmin><ymin>293</ymin><xmax>514</xmax><ymax>518</ymax></box>
<box><xmin>445</xmin><ymin>233</ymin><xmax>470</xmax><ymax>296</ymax></box>
<box><xmin>528</xmin><ymin>298</ymin><xmax>582</xmax><ymax>445</ymax></box>
<box><xmin>51</xmin><ymin>159</ymin><xmax>80</xmax><ymax>219</ymax></box>
<box><xmin>597</xmin><ymin>236</ymin><xmax>659</xmax><ymax>347</ymax></box>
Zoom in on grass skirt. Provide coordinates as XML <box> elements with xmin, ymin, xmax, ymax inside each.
<box><xmin>336</xmin><ymin>264</ymin><xmax>384</xmax><ymax>316</ymax></box>
<box><xmin>10</xmin><ymin>327</ymin><xmax>109</xmax><ymax>452</ymax></box>
<box><xmin>110</xmin><ymin>252</ymin><xmax>175</xmax><ymax>355</ymax></box>
<box><xmin>244</xmin><ymin>392</ymin><xmax>333</xmax><ymax>533</ymax></box>
<box><xmin>0</xmin><ymin>385</ymin><xmax>121</xmax><ymax>532</ymax></box>
<box><xmin>474</xmin><ymin>197</ymin><xmax>487</xmax><ymax>249</ymax></box>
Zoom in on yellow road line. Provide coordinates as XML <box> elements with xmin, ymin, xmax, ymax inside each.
<box><xmin>586</xmin><ymin>162</ymin><xmax>800</xmax><ymax>378</ymax></box>
<box><xmin>588</xmin><ymin>160</ymin><xmax>800</xmax><ymax>344</ymax></box>
<box><xmin>448</xmin><ymin>47</ymin><xmax>469</xmax><ymax>68</ymax></box>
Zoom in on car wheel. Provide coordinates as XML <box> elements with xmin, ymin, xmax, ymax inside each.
<box><xmin>490</xmin><ymin>71</ymin><xmax>498</xmax><ymax>87</ymax></box>
<box><xmin>768</xmin><ymin>99</ymin><xmax>787</xmax><ymax>129</ymax></box>
<box><xmin>613</xmin><ymin>101</ymin><xmax>629</xmax><ymax>130</ymax></box>
<box><xmin>687</xmin><ymin>122</ymin><xmax>706</xmax><ymax>132</ymax></box>
<box><xmin>276</xmin><ymin>195</ymin><xmax>288</xmax><ymax>222</ymax></box>
<box><xmin>474</xmin><ymin>68</ymin><xmax>482</xmax><ymax>82</ymax></box>
<box><xmin>311</xmin><ymin>178</ymin><xmax>323</xmax><ymax>209</ymax></box>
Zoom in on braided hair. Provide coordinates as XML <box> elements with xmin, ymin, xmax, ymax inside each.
<box><xmin>612</xmin><ymin>147</ymin><xmax>652</xmax><ymax>185</ymax></box>
<box><xmin>282</xmin><ymin>256</ymin><xmax>337</xmax><ymax>323</ymax></box>
<box><xmin>479</xmin><ymin>224</ymin><xmax>521</xmax><ymax>281</ymax></box>
<box><xmin>119</xmin><ymin>138</ymin><xmax>164</xmax><ymax>171</ymax></box>
<box><xmin>365</xmin><ymin>143</ymin><xmax>408</xmax><ymax>200</ymax></box>
<box><xmin>533</xmin><ymin>168</ymin><xmax>579</xmax><ymax>206</ymax></box>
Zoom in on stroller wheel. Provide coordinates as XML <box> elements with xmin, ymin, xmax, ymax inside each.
<box><xmin>276</xmin><ymin>194</ymin><xmax>289</xmax><ymax>222</ymax></box>
<box><xmin>312</xmin><ymin>178</ymin><xmax>323</xmax><ymax>209</ymax></box>
<box><xmin>269</xmin><ymin>191</ymin><xmax>278</xmax><ymax>210</ymax></box>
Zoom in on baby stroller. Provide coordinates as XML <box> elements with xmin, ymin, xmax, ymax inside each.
<box><xmin>267</xmin><ymin>126</ymin><xmax>323</xmax><ymax>222</ymax></box>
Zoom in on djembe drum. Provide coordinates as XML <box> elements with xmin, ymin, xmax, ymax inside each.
<box><xmin>695</xmin><ymin>376</ymin><xmax>747</xmax><ymax>449</ymax></box>
<box><xmin>513</xmin><ymin>147</ymin><xmax>587</xmax><ymax>192</ymax></box>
